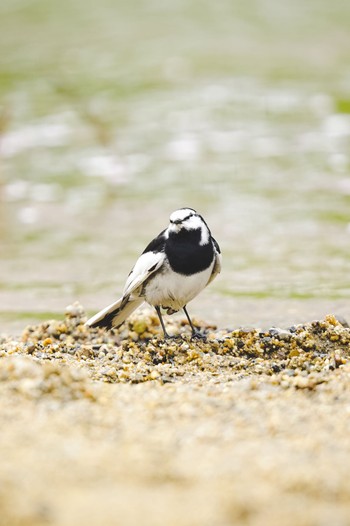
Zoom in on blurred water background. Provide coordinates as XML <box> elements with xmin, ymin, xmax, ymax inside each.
<box><xmin>0</xmin><ymin>0</ymin><xmax>350</xmax><ymax>333</ymax></box>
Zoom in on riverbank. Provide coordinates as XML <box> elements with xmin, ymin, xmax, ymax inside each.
<box><xmin>1</xmin><ymin>304</ymin><xmax>349</xmax><ymax>525</ymax></box>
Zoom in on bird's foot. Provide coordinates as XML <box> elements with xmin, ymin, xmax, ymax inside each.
<box><xmin>191</xmin><ymin>330</ymin><xmax>207</xmax><ymax>341</ymax></box>
<box><xmin>162</xmin><ymin>332</ymin><xmax>182</xmax><ymax>341</ymax></box>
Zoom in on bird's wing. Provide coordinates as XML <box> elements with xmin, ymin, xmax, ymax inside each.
<box><xmin>207</xmin><ymin>237</ymin><xmax>222</xmax><ymax>285</ymax></box>
<box><xmin>123</xmin><ymin>250</ymin><xmax>165</xmax><ymax>298</ymax></box>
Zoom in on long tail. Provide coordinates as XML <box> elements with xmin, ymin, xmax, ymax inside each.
<box><xmin>85</xmin><ymin>296</ymin><xmax>144</xmax><ymax>330</ymax></box>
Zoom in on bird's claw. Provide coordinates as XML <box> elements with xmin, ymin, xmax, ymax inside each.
<box><xmin>191</xmin><ymin>331</ymin><xmax>207</xmax><ymax>341</ymax></box>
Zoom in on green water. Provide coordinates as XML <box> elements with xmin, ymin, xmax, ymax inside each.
<box><xmin>1</xmin><ymin>0</ymin><xmax>350</xmax><ymax>332</ymax></box>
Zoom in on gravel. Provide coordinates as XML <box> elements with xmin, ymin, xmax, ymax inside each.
<box><xmin>0</xmin><ymin>303</ymin><xmax>350</xmax><ymax>526</ymax></box>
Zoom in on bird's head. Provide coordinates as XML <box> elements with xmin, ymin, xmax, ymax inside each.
<box><xmin>168</xmin><ymin>208</ymin><xmax>210</xmax><ymax>244</ymax></box>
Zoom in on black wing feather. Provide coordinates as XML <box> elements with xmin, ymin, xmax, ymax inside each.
<box><xmin>212</xmin><ymin>236</ymin><xmax>221</xmax><ymax>254</ymax></box>
<box><xmin>142</xmin><ymin>229</ymin><xmax>167</xmax><ymax>254</ymax></box>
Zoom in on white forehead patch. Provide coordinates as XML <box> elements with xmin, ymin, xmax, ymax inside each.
<box><xmin>170</xmin><ymin>208</ymin><xmax>196</xmax><ymax>223</ymax></box>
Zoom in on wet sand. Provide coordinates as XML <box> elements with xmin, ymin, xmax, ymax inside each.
<box><xmin>1</xmin><ymin>304</ymin><xmax>350</xmax><ymax>526</ymax></box>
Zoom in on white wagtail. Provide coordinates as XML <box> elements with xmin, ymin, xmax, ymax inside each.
<box><xmin>86</xmin><ymin>208</ymin><xmax>221</xmax><ymax>338</ymax></box>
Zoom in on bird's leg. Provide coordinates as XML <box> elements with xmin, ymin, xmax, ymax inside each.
<box><xmin>183</xmin><ymin>305</ymin><xmax>206</xmax><ymax>340</ymax></box>
<box><xmin>155</xmin><ymin>306</ymin><xmax>172</xmax><ymax>339</ymax></box>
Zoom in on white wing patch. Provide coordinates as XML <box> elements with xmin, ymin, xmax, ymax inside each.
<box><xmin>122</xmin><ymin>251</ymin><xmax>165</xmax><ymax>298</ymax></box>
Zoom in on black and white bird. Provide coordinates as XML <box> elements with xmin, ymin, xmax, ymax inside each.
<box><xmin>86</xmin><ymin>208</ymin><xmax>221</xmax><ymax>338</ymax></box>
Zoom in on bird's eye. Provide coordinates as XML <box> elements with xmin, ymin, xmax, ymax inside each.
<box><xmin>170</xmin><ymin>212</ymin><xmax>195</xmax><ymax>225</ymax></box>
<box><xmin>184</xmin><ymin>213</ymin><xmax>194</xmax><ymax>221</ymax></box>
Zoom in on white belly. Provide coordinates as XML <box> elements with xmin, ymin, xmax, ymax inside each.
<box><xmin>143</xmin><ymin>263</ymin><xmax>214</xmax><ymax>311</ymax></box>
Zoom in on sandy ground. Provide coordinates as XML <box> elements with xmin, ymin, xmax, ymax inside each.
<box><xmin>1</xmin><ymin>304</ymin><xmax>350</xmax><ymax>526</ymax></box>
